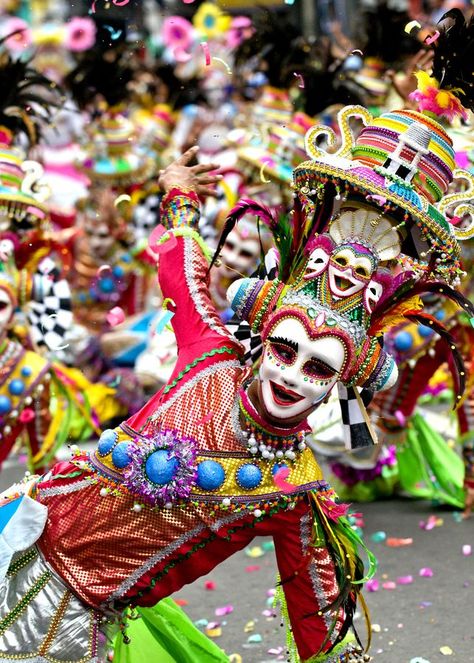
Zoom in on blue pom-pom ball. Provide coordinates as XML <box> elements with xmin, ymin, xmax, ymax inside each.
<box><xmin>112</xmin><ymin>442</ymin><xmax>132</xmax><ymax>469</ymax></box>
<box><xmin>236</xmin><ymin>464</ymin><xmax>262</xmax><ymax>490</ymax></box>
<box><xmin>97</xmin><ymin>429</ymin><xmax>118</xmax><ymax>456</ymax></box>
<box><xmin>145</xmin><ymin>449</ymin><xmax>179</xmax><ymax>486</ymax></box>
<box><xmin>196</xmin><ymin>460</ymin><xmax>225</xmax><ymax>491</ymax></box>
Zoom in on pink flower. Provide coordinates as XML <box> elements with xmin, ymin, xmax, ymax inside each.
<box><xmin>65</xmin><ymin>17</ymin><xmax>96</xmax><ymax>52</ymax></box>
<box><xmin>19</xmin><ymin>408</ymin><xmax>35</xmax><ymax>424</ymax></box>
<box><xmin>3</xmin><ymin>18</ymin><xmax>32</xmax><ymax>53</ymax></box>
<box><xmin>162</xmin><ymin>16</ymin><xmax>194</xmax><ymax>52</ymax></box>
<box><xmin>226</xmin><ymin>16</ymin><xmax>253</xmax><ymax>49</ymax></box>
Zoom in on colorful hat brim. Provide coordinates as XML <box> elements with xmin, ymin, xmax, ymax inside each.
<box><xmin>0</xmin><ymin>191</ymin><xmax>48</xmax><ymax>225</ymax></box>
<box><xmin>237</xmin><ymin>147</ymin><xmax>293</xmax><ymax>185</ymax></box>
<box><xmin>293</xmin><ymin>159</ymin><xmax>460</xmax><ymax>264</ymax></box>
<box><xmin>76</xmin><ymin>156</ymin><xmax>156</xmax><ymax>188</ymax></box>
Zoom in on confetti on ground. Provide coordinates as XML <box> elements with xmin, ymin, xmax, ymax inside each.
<box><xmin>409</xmin><ymin>658</ymin><xmax>431</xmax><ymax>663</ymax></box>
<box><xmin>365</xmin><ymin>579</ymin><xmax>379</xmax><ymax>592</ymax></box>
<box><xmin>194</xmin><ymin>618</ymin><xmax>208</xmax><ymax>628</ymax></box>
<box><xmin>420</xmin><ymin>515</ymin><xmax>443</xmax><ymax>530</ymax></box>
<box><xmin>397</xmin><ymin>575</ymin><xmax>413</xmax><ymax>585</ymax></box>
<box><xmin>174</xmin><ymin>598</ymin><xmax>188</xmax><ymax>606</ymax></box>
<box><xmin>205</xmin><ymin>622</ymin><xmax>222</xmax><ymax>638</ymax></box>
<box><xmin>244</xmin><ymin>620</ymin><xmax>255</xmax><ymax>633</ymax></box>
<box><xmin>462</xmin><ymin>544</ymin><xmax>472</xmax><ymax>556</ymax></box>
<box><xmin>262</xmin><ymin>541</ymin><xmax>275</xmax><ymax>552</ymax></box>
<box><xmin>245</xmin><ymin>565</ymin><xmax>261</xmax><ymax>573</ymax></box>
<box><xmin>382</xmin><ymin>581</ymin><xmax>397</xmax><ymax>590</ymax></box>
<box><xmin>440</xmin><ymin>646</ymin><xmax>454</xmax><ymax>655</ymax></box>
<box><xmin>386</xmin><ymin>537</ymin><xmax>413</xmax><ymax>547</ymax></box>
<box><xmin>370</xmin><ymin>531</ymin><xmax>386</xmax><ymax>543</ymax></box>
<box><xmin>215</xmin><ymin>604</ymin><xmax>233</xmax><ymax>617</ymax></box>
<box><xmin>245</xmin><ymin>546</ymin><xmax>264</xmax><ymax>558</ymax></box>
<box><xmin>419</xmin><ymin>567</ymin><xmax>434</xmax><ymax>577</ymax></box>
<box><xmin>268</xmin><ymin>647</ymin><xmax>284</xmax><ymax>655</ymax></box>
<box><xmin>247</xmin><ymin>633</ymin><xmax>263</xmax><ymax>644</ymax></box>
<box><xmin>419</xmin><ymin>601</ymin><xmax>432</xmax><ymax>608</ymax></box>
<box><xmin>372</xmin><ymin>624</ymin><xmax>382</xmax><ymax>633</ymax></box>
<box><xmin>204</xmin><ymin>581</ymin><xmax>216</xmax><ymax>590</ymax></box>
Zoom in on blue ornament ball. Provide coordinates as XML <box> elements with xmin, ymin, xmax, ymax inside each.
<box><xmin>394</xmin><ymin>331</ymin><xmax>413</xmax><ymax>352</ymax></box>
<box><xmin>418</xmin><ymin>324</ymin><xmax>434</xmax><ymax>338</ymax></box>
<box><xmin>112</xmin><ymin>442</ymin><xmax>132</xmax><ymax>469</ymax></box>
<box><xmin>236</xmin><ymin>463</ymin><xmax>262</xmax><ymax>490</ymax></box>
<box><xmin>272</xmin><ymin>462</ymin><xmax>289</xmax><ymax>476</ymax></box>
<box><xmin>21</xmin><ymin>366</ymin><xmax>32</xmax><ymax>377</ymax></box>
<box><xmin>0</xmin><ymin>395</ymin><xmax>12</xmax><ymax>414</ymax></box>
<box><xmin>99</xmin><ymin>277</ymin><xmax>115</xmax><ymax>294</ymax></box>
<box><xmin>145</xmin><ymin>449</ymin><xmax>179</xmax><ymax>486</ymax></box>
<box><xmin>8</xmin><ymin>379</ymin><xmax>25</xmax><ymax>396</ymax></box>
<box><xmin>97</xmin><ymin>429</ymin><xmax>119</xmax><ymax>456</ymax></box>
<box><xmin>112</xmin><ymin>265</ymin><xmax>124</xmax><ymax>278</ymax></box>
<box><xmin>196</xmin><ymin>460</ymin><xmax>225</xmax><ymax>491</ymax></box>
<box><xmin>434</xmin><ymin>309</ymin><xmax>446</xmax><ymax>321</ymax></box>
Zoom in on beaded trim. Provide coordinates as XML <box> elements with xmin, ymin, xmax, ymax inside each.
<box><xmin>149</xmin><ymin>360</ymin><xmax>241</xmax><ymax>425</ymax></box>
<box><xmin>183</xmin><ymin>236</ymin><xmax>230</xmax><ymax>338</ymax></box>
<box><xmin>38</xmin><ymin>478</ymin><xmax>92</xmax><ymax>499</ymax></box>
<box><xmin>0</xmin><ymin>569</ymin><xmax>52</xmax><ymax>636</ymax></box>
<box><xmin>162</xmin><ymin>346</ymin><xmax>237</xmax><ymax>395</ymax></box>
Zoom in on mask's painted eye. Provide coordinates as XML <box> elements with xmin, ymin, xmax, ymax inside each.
<box><xmin>268</xmin><ymin>340</ymin><xmax>296</xmax><ymax>365</ymax></box>
<box><xmin>240</xmin><ymin>249</ymin><xmax>254</xmax><ymax>259</ymax></box>
<box><xmin>303</xmin><ymin>358</ymin><xmax>337</xmax><ymax>380</ymax></box>
<box><xmin>334</xmin><ymin>255</ymin><xmax>348</xmax><ymax>267</ymax></box>
<box><xmin>355</xmin><ymin>265</ymin><xmax>370</xmax><ymax>278</ymax></box>
<box><xmin>224</xmin><ymin>240</ymin><xmax>236</xmax><ymax>250</ymax></box>
<box><xmin>0</xmin><ymin>301</ymin><xmax>9</xmax><ymax>311</ymax></box>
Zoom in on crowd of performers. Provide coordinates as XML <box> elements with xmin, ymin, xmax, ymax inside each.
<box><xmin>0</xmin><ymin>2</ymin><xmax>474</xmax><ymax>662</ymax></box>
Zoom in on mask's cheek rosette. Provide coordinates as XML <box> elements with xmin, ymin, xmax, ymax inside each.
<box><xmin>122</xmin><ymin>430</ymin><xmax>198</xmax><ymax>507</ymax></box>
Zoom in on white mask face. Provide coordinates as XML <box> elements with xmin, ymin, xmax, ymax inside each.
<box><xmin>219</xmin><ymin>228</ymin><xmax>260</xmax><ymax>279</ymax></box>
<box><xmin>85</xmin><ymin>219</ymin><xmax>116</xmax><ymax>259</ymax></box>
<box><xmin>0</xmin><ymin>288</ymin><xmax>14</xmax><ymax>334</ymax></box>
<box><xmin>258</xmin><ymin>317</ymin><xmax>346</xmax><ymax>423</ymax></box>
<box><xmin>304</xmin><ymin>247</ymin><xmax>330</xmax><ymax>280</ymax></box>
<box><xmin>364</xmin><ymin>279</ymin><xmax>384</xmax><ymax>313</ymax></box>
<box><xmin>328</xmin><ymin>246</ymin><xmax>375</xmax><ymax>298</ymax></box>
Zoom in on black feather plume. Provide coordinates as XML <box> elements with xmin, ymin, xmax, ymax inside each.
<box><xmin>431</xmin><ymin>9</ymin><xmax>474</xmax><ymax>111</ymax></box>
<box><xmin>0</xmin><ymin>43</ymin><xmax>62</xmax><ymax>145</ymax></box>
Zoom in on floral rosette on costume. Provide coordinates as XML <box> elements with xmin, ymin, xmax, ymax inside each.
<box><xmin>122</xmin><ymin>429</ymin><xmax>198</xmax><ymax>507</ymax></box>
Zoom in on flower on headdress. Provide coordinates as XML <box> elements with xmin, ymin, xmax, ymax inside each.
<box><xmin>409</xmin><ymin>70</ymin><xmax>467</xmax><ymax>121</ymax></box>
<box><xmin>162</xmin><ymin>16</ymin><xmax>194</xmax><ymax>52</ymax></box>
<box><xmin>2</xmin><ymin>18</ymin><xmax>32</xmax><ymax>52</ymax></box>
<box><xmin>193</xmin><ymin>2</ymin><xmax>231</xmax><ymax>40</ymax></box>
<box><xmin>226</xmin><ymin>16</ymin><xmax>253</xmax><ymax>49</ymax></box>
<box><xmin>65</xmin><ymin>17</ymin><xmax>96</xmax><ymax>52</ymax></box>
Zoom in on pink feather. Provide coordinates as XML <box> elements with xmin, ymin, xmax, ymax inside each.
<box><xmin>273</xmin><ymin>467</ymin><xmax>299</xmax><ymax>493</ymax></box>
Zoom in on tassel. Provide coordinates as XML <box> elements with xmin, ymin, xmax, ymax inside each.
<box><xmin>273</xmin><ymin>466</ymin><xmax>299</xmax><ymax>493</ymax></box>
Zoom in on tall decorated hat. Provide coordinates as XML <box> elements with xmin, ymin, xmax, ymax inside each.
<box><xmin>292</xmin><ymin>10</ymin><xmax>474</xmax><ymax>286</ymax></box>
<box><xmin>77</xmin><ymin>109</ymin><xmax>155</xmax><ymax>189</ymax></box>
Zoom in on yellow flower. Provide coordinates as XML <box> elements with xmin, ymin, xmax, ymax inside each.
<box><xmin>193</xmin><ymin>2</ymin><xmax>231</xmax><ymax>40</ymax></box>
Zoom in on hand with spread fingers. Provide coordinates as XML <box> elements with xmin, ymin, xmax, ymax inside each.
<box><xmin>158</xmin><ymin>146</ymin><xmax>222</xmax><ymax>197</ymax></box>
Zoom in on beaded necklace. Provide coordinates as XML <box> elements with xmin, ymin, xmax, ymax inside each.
<box><xmin>238</xmin><ymin>386</ymin><xmax>308</xmax><ymax>462</ymax></box>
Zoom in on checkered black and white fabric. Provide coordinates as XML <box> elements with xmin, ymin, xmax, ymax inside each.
<box><xmin>132</xmin><ymin>193</ymin><xmax>161</xmax><ymax>243</ymax></box>
<box><xmin>225</xmin><ymin>248</ymin><xmax>279</xmax><ymax>366</ymax></box>
<box><xmin>28</xmin><ymin>257</ymin><xmax>73</xmax><ymax>351</ymax></box>
<box><xmin>337</xmin><ymin>384</ymin><xmax>377</xmax><ymax>450</ymax></box>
